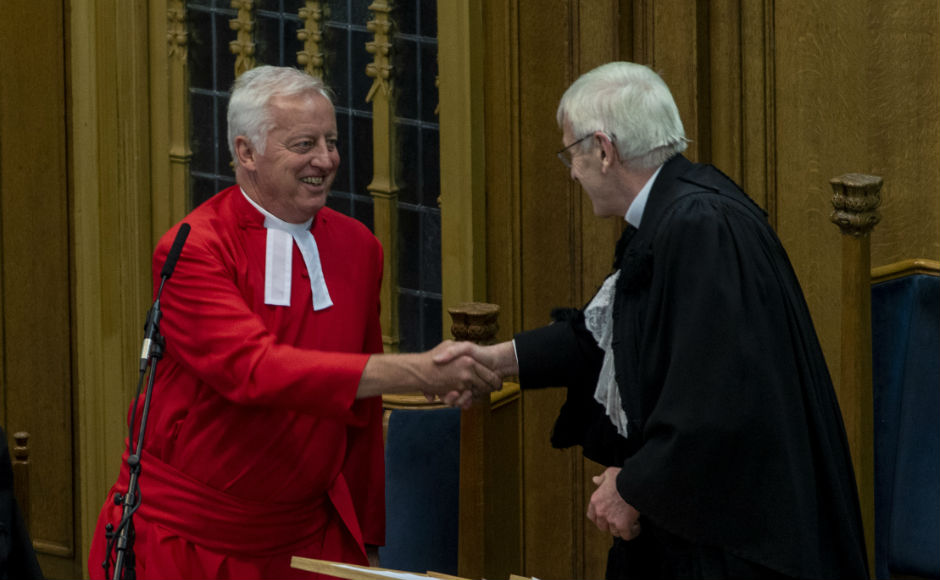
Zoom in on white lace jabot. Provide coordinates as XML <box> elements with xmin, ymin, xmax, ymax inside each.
<box><xmin>241</xmin><ymin>189</ymin><xmax>333</xmax><ymax>311</ymax></box>
<box><xmin>584</xmin><ymin>271</ymin><xmax>630</xmax><ymax>438</ymax></box>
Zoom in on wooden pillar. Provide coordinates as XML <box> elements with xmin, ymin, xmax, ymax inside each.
<box><xmin>163</xmin><ymin>0</ymin><xmax>192</xmax><ymax>233</ymax></box>
<box><xmin>366</xmin><ymin>0</ymin><xmax>401</xmax><ymax>353</ymax></box>
<box><xmin>830</xmin><ymin>172</ymin><xmax>882</xmax><ymax>573</ymax></box>
<box><xmin>448</xmin><ymin>302</ymin><xmax>499</xmax><ymax>580</ymax></box>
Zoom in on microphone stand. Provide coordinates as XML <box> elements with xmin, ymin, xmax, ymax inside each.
<box><xmin>103</xmin><ymin>279</ymin><xmax>168</xmax><ymax>580</ymax></box>
<box><xmin>101</xmin><ymin>222</ymin><xmax>188</xmax><ymax>580</ymax></box>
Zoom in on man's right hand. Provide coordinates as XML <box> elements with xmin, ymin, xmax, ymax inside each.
<box><xmin>428</xmin><ymin>340</ymin><xmax>518</xmax><ymax>407</ymax></box>
<box><xmin>356</xmin><ymin>340</ymin><xmax>503</xmax><ymax>402</ymax></box>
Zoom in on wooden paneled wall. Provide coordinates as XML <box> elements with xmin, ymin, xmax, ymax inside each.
<box><xmin>483</xmin><ymin>0</ymin><xmax>939</xmax><ymax>577</ymax></box>
<box><xmin>0</xmin><ymin>1</ymin><xmax>76</xmax><ymax>577</ymax></box>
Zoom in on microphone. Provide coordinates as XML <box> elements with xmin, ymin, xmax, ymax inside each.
<box><xmin>139</xmin><ymin>223</ymin><xmax>191</xmax><ymax>372</ymax></box>
<box><xmin>160</xmin><ymin>223</ymin><xmax>191</xmax><ymax>280</ymax></box>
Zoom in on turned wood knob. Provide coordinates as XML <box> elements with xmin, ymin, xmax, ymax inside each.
<box><xmin>447</xmin><ymin>302</ymin><xmax>500</xmax><ymax>344</ymax></box>
<box><xmin>830</xmin><ymin>173</ymin><xmax>883</xmax><ymax>237</ymax></box>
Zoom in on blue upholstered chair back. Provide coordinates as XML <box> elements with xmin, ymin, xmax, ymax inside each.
<box><xmin>872</xmin><ymin>273</ymin><xmax>940</xmax><ymax>579</ymax></box>
<box><xmin>379</xmin><ymin>407</ymin><xmax>461</xmax><ymax>575</ymax></box>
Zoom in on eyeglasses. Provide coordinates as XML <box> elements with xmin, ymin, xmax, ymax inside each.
<box><xmin>556</xmin><ymin>132</ymin><xmax>615</xmax><ymax>168</ymax></box>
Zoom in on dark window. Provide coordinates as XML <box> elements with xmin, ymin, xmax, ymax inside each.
<box><xmin>394</xmin><ymin>2</ymin><xmax>441</xmax><ymax>353</ymax></box>
<box><xmin>187</xmin><ymin>0</ymin><xmax>238</xmax><ymax>206</ymax></box>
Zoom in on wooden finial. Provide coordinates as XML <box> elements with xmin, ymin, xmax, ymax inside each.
<box><xmin>830</xmin><ymin>173</ymin><xmax>883</xmax><ymax>237</ymax></box>
<box><xmin>447</xmin><ymin>302</ymin><xmax>500</xmax><ymax>344</ymax></box>
<box><xmin>12</xmin><ymin>431</ymin><xmax>30</xmax><ymax>464</ymax></box>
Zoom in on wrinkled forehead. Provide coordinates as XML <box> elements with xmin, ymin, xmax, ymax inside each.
<box><xmin>265</xmin><ymin>91</ymin><xmax>336</xmax><ymax>133</ymax></box>
<box><xmin>267</xmin><ymin>90</ymin><xmax>333</xmax><ymax>115</ymax></box>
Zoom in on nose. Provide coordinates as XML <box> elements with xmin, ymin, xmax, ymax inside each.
<box><xmin>308</xmin><ymin>143</ymin><xmax>336</xmax><ymax>167</ymax></box>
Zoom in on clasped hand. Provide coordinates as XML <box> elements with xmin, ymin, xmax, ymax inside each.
<box><xmin>425</xmin><ymin>340</ymin><xmax>515</xmax><ymax>409</ymax></box>
<box><xmin>588</xmin><ymin>467</ymin><xmax>642</xmax><ymax>541</ymax></box>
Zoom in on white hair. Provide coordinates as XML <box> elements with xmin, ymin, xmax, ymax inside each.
<box><xmin>556</xmin><ymin>62</ymin><xmax>688</xmax><ymax>169</ymax></box>
<box><xmin>227</xmin><ymin>66</ymin><xmax>333</xmax><ymax>167</ymax></box>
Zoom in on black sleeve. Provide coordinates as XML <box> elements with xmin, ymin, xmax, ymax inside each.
<box><xmin>514</xmin><ymin>309</ymin><xmax>635</xmax><ymax>465</ymax></box>
<box><xmin>515</xmin><ymin>306</ymin><xmax>602</xmax><ymax>390</ymax></box>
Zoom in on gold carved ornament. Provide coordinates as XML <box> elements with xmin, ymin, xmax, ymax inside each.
<box><xmin>297</xmin><ymin>1</ymin><xmax>326</xmax><ymax>78</ymax></box>
<box><xmin>365</xmin><ymin>1</ymin><xmax>395</xmax><ymax>102</ymax></box>
<box><xmin>229</xmin><ymin>0</ymin><xmax>256</xmax><ymax>77</ymax></box>
<box><xmin>167</xmin><ymin>0</ymin><xmax>188</xmax><ymax>61</ymax></box>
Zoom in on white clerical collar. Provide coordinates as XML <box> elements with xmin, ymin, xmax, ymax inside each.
<box><xmin>624</xmin><ymin>164</ymin><xmax>663</xmax><ymax>228</ymax></box>
<box><xmin>240</xmin><ymin>188</ymin><xmax>333</xmax><ymax>311</ymax></box>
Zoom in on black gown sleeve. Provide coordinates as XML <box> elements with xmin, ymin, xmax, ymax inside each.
<box><xmin>514</xmin><ymin>309</ymin><xmax>636</xmax><ymax>465</ymax></box>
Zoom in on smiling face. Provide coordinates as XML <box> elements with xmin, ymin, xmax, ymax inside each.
<box><xmin>235</xmin><ymin>91</ymin><xmax>339</xmax><ymax>223</ymax></box>
<box><xmin>562</xmin><ymin>124</ymin><xmax>625</xmax><ymax>218</ymax></box>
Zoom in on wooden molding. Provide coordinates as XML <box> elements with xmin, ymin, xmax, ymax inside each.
<box><xmin>871</xmin><ymin>258</ymin><xmax>940</xmax><ymax>283</ymax></box>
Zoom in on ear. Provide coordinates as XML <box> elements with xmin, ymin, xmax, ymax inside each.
<box><xmin>596</xmin><ymin>132</ymin><xmax>618</xmax><ymax>170</ymax></box>
<box><xmin>234</xmin><ymin>135</ymin><xmax>257</xmax><ymax>170</ymax></box>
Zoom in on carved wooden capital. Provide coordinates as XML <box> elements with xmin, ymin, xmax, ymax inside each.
<box><xmin>830</xmin><ymin>173</ymin><xmax>883</xmax><ymax>237</ymax></box>
<box><xmin>448</xmin><ymin>302</ymin><xmax>500</xmax><ymax>344</ymax></box>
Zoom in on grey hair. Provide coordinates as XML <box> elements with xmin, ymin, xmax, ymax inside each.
<box><xmin>227</xmin><ymin>66</ymin><xmax>333</xmax><ymax>167</ymax></box>
<box><xmin>556</xmin><ymin>62</ymin><xmax>688</xmax><ymax>169</ymax></box>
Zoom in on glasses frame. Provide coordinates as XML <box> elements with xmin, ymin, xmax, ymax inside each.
<box><xmin>556</xmin><ymin>131</ymin><xmax>616</xmax><ymax>169</ymax></box>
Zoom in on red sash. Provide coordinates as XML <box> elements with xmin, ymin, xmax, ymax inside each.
<box><xmin>112</xmin><ymin>451</ymin><xmax>363</xmax><ymax>559</ymax></box>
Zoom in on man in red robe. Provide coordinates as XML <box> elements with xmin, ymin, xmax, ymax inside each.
<box><xmin>89</xmin><ymin>65</ymin><xmax>497</xmax><ymax>579</ymax></box>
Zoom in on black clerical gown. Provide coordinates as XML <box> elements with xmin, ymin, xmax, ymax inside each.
<box><xmin>514</xmin><ymin>154</ymin><xmax>868</xmax><ymax>579</ymax></box>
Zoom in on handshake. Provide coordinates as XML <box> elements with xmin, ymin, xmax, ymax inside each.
<box><xmin>358</xmin><ymin>340</ymin><xmax>519</xmax><ymax>409</ymax></box>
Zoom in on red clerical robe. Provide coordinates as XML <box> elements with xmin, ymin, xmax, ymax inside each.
<box><xmin>89</xmin><ymin>186</ymin><xmax>386</xmax><ymax>579</ymax></box>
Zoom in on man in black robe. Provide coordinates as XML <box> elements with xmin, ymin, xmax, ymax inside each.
<box><xmin>438</xmin><ymin>62</ymin><xmax>868</xmax><ymax>579</ymax></box>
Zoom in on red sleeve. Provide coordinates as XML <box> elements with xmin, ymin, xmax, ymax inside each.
<box><xmin>153</xmin><ymin>221</ymin><xmax>369</xmax><ymax>424</ymax></box>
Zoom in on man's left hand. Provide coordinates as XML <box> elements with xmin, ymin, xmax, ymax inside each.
<box><xmin>587</xmin><ymin>467</ymin><xmax>642</xmax><ymax>540</ymax></box>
